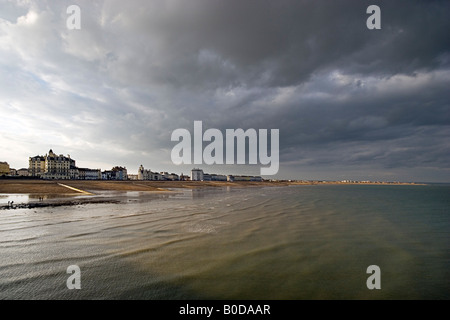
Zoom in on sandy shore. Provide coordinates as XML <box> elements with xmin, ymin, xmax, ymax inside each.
<box><xmin>0</xmin><ymin>179</ymin><xmax>423</xmax><ymax>210</ymax></box>
<box><xmin>0</xmin><ymin>180</ymin><xmax>287</xmax><ymax>209</ymax></box>
<box><xmin>0</xmin><ymin>179</ymin><xmax>297</xmax><ymax>195</ymax></box>
<box><xmin>0</xmin><ymin>179</ymin><xmax>423</xmax><ymax>194</ymax></box>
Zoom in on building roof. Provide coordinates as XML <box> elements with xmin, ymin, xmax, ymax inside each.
<box><xmin>30</xmin><ymin>156</ymin><xmax>45</xmax><ymax>160</ymax></box>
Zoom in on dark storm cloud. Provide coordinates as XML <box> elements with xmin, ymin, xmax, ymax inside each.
<box><xmin>104</xmin><ymin>0</ymin><xmax>450</xmax><ymax>89</ymax></box>
<box><xmin>272</xmin><ymin>69</ymin><xmax>450</xmax><ymax>170</ymax></box>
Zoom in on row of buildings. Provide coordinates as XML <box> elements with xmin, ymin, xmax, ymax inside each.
<box><xmin>190</xmin><ymin>168</ymin><xmax>262</xmax><ymax>182</ymax></box>
<box><xmin>27</xmin><ymin>149</ymin><xmax>129</xmax><ymax>180</ymax></box>
<box><xmin>134</xmin><ymin>166</ymin><xmax>262</xmax><ymax>182</ymax></box>
<box><xmin>0</xmin><ymin>161</ymin><xmax>13</xmax><ymax>176</ymax></box>
<box><xmin>1</xmin><ymin>149</ymin><xmax>263</xmax><ymax>182</ymax></box>
<box><xmin>135</xmin><ymin>165</ymin><xmax>189</xmax><ymax>181</ymax></box>
<box><xmin>1</xmin><ymin>161</ymin><xmax>29</xmax><ymax>177</ymax></box>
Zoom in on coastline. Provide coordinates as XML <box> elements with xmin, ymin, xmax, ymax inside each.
<box><xmin>0</xmin><ymin>179</ymin><xmax>425</xmax><ymax>210</ymax></box>
<box><xmin>0</xmin><ymin>179</ymin><xmax>424</xmax><ymax>193</ymax></box>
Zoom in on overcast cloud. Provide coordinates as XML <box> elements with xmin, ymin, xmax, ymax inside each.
<box><xmin>0</xmin><ymin>0</ymin><xmax>449</xmax><ymax>182</ymax></box>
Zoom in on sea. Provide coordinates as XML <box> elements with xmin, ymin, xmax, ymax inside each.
<box><xmin>0</xmin><ymin>184</ymin><xmax>448</xmax><ymax>300</ymax></box>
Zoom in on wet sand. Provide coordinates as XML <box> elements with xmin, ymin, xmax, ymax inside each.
<box><xmin>0</xmin><ymin>179</ymin><xmax>293</xmax><ymax>195</ymax></box>
<box><xmin>0</xmin><ymin>180</ymin><xmax>286</xmax><ymax>210</ymax></box>
<box><xmin>0</xmin><ymin>179</ymin><xmax>421</xmax><ymax>195</ymax></box>
<box><xmin>0</xmin><ymin>179</ymin><xmax>423</xmax><ymax>210</ymax></box>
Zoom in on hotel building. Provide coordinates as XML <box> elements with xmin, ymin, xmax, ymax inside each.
<box><xmin>29</xmin><ymin>149</ymin><xmax>75</xmax><ymax>179</ymax></box>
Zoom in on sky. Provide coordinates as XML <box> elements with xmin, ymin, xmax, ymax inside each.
<box><xmin>0</xmin><ymin>0</ymin><xmax>449</xmax><ymax>182</ymax></box>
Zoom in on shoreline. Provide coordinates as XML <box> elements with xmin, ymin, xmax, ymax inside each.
<box><xmin>0</xmin><ymin>179</ymin><xmax>426</xmax><ymax>194</ymax></box>
<box><xmin>0</xmin><ymin>179</ymin><xmax>425</xmax><ymax>210</ymax></box>
<box><xmin>0</xmin><ymin>178</ymin><xmax>425</xmax><ymax>193</ymax></box>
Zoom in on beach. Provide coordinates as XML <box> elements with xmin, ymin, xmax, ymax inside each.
<box><xmin>0</xmin><ymin>179</ymin><xmax>288</xmax><ymax>194</ymax></box>
<box><xmin>0</xmin><ymin>180</ymin><xmax>283</xmax><ymax>209</ymax></box>
<box><xmin>0</xmin><ymin>179</ymin><xmax>422</xmax><ymax>193</ymax></box>
<box><xmin>0</xmin><ymin>179</ymin><xmax>424</xmax><ymax>210</ymax></box>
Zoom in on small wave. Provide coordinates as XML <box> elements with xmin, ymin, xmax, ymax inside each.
<box><xmin>65</xmin><ymin>232</ymin><xmax>99</xmax><ymax>239</ymax></box>
<box><xmin>186</xmin><ymin>223</ymin><xmax>217</xmax><ymax>234</ymax></box>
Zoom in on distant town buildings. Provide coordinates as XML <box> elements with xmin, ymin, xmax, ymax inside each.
<box><xmin>167</xmin><ymin>172</ymin><xmax>180</xmax><ymax>181</ymax></box>
<box><xmin>1</xmin><ymin>149</ymin><xmax>264</xmax><ymax>182</ymax></box>
<box><xmin>138</xmin><ymin>165</ymin><xmax>161</xmax><ymax>180</ymax></box>
<box><xmin>127</xmin><ymin>174</ymin><xmax>138</xmax><ymax>180</ymax></box>
<box><xmin>190</xmin><ymin>168</ymin><xmax>260</xmax><ymax>182</ymax></box>
<box><xmin>0</xmin><ymin>161</ymin><xmax>10</xmax><ymax>176</ymax></box>
<box><xmin>78</xmin><ymin>168</ymin><xmax>101</xmax><ymax>180</ymax></box>
<box><xmin>179</xmin><ymin>174</ymin><xmax>190</xmax><ymax>181</ymax></box>
<box><xmin>17</xmin><ymin>168</ymin><xmax>29</xmax><ymax>177</ymax></box>
<box><xmin>210</xmin><ymin>173</ymin><xmax>227</xmax><ymax>181</ymax></box>
<box><xmin>102</xmin><ymin>166</ymin><xmax>128</xmax><ymax>180</ymax></box>
<box><xmin>191</xmin><ymin>168</ymin><xmax>204</xmax><ymax>181</ymax></box>
<box><xmin>137</xmin><ymin>165</ymin><xmax>180</xmax><ymax>181</ymax></box>
<box><xmin>3</xmin><ymin>165</ymin><xmax>28</xmax><ymax>177</ymax></box>
<box><xmin>227</xmin><ymin>175</ymin><xmax>263</xmax><ymax>182</ymax></box>
<box><xmin>28</xmin><ymin>149</ymin><xmax>123</xmax><ymax>180</ymax></box>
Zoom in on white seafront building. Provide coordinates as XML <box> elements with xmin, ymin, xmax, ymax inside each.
<box><xmin>191</xmin><ymin>168</ymin><xmax>204</xmax><ymax>181</ymax></box>
<box><xmin>138</xmin><ymin>165</ymin><xmax>162</xmax><ymax>181</ymax></box>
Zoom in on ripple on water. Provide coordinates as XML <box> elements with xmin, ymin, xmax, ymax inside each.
<box><xmin>0</xmin><ymin>185</ymin><xmax>449</xmax><ymax>299</ymax></box>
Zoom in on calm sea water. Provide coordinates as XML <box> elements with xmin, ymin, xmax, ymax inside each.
<box><xmin>0</xmin><ymin>184</ymin><xmax>448</xmax><ymax>299</ymax></box>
